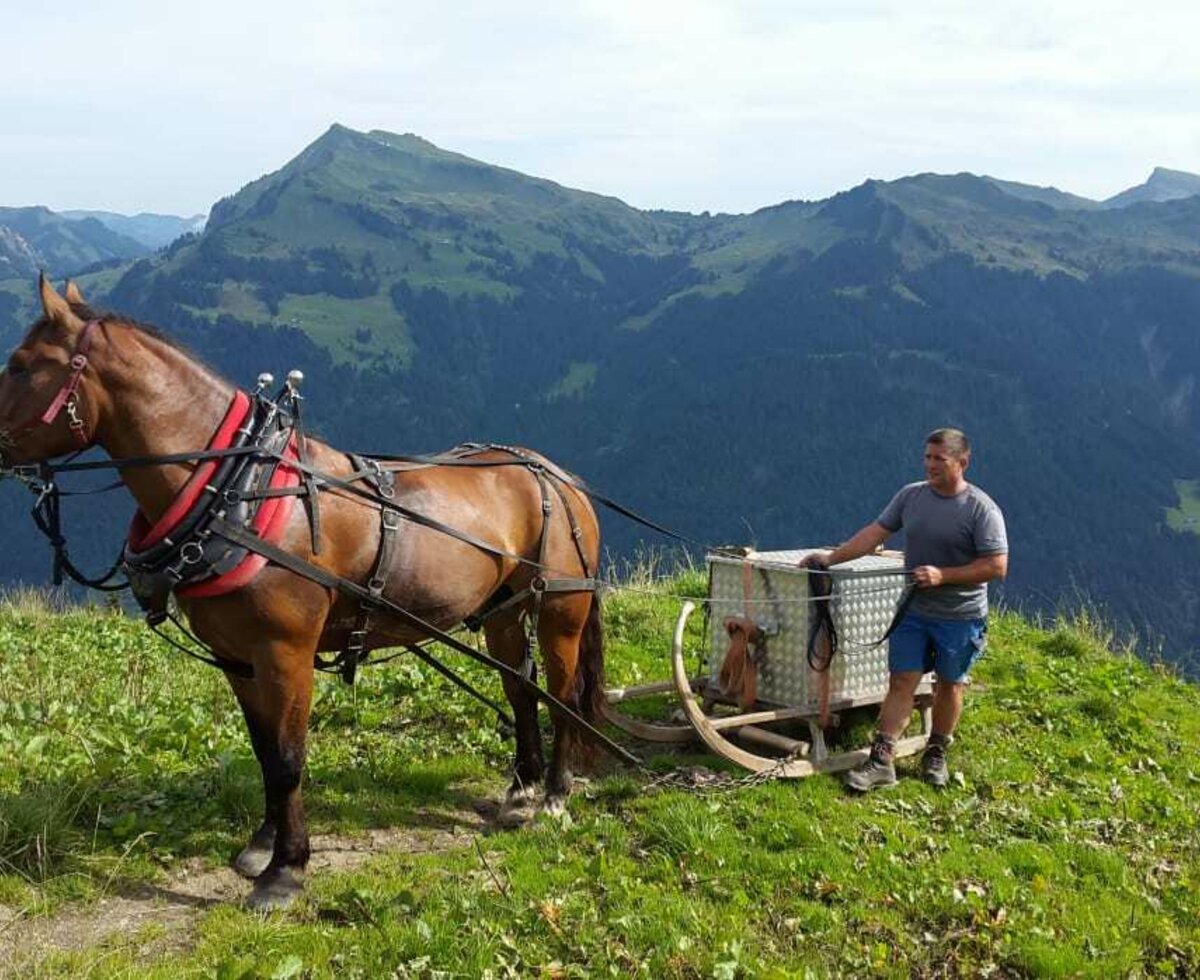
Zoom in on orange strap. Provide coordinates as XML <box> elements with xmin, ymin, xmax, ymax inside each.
<box><xmin>719</xmin><ymin>616</ymin><xmax>762</xmax><ymax>710</ymax></box>
<box><xmin>718</xmin><ymin>557</ymin><xmax>764</xmax><ymax>710</ymax></box>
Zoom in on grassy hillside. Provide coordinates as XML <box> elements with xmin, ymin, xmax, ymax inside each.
<box><xmin>1</xmin><ymin>578</ymin><xmax>1197</xmax><ymax>978</ymax></box>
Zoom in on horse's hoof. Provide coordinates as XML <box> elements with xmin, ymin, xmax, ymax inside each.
<box><xmin>496</xmin><ymin>799</ymin><xmax>536</xmax><ymax>829</ymax></box>
<box><xmin>245</xmin><ymin>867</ymin><xmax>304</xmax><ymax>911</ymax></box>
<box><xmin>233</xmin><ymin>842</ymin><xmax>274</xmax><ymax>880</ymax></box>
<box><xmin>541</xmin><ymin>796</ymin><xmax>566</xmax><ymax>816</ymax></box>
<box><xmin>504</xmin><ymin>783</ymin><xmax>539</xmax><ymax>808</ymax></box>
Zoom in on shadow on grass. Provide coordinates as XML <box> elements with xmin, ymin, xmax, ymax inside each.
<box><xmin>0</xmin><ymin>748</ymin><xmax>504</xmax><ymax>896</ymax></box>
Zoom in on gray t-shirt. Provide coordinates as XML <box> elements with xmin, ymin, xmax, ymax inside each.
<box><xmin>877</xmin><ymin>482</ymin><xmax>1008</xmax><ymax>620</ymax></box>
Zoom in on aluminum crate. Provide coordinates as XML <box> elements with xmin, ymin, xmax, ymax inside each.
<box><xmin>707</xmin><ymin>549</ymin><xmax>909</xmax><ymax>710</ymax></box>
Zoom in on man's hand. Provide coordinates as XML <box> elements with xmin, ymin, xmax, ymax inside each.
<box><xmin>913</xmin><ymin>555</ymin><xmax>1007</xmax><ymax>588</ymax></box>
<box><xmin>913</xmin><ymin>565</ymin><xmax>943</xmax><ymax>588</ymax></box>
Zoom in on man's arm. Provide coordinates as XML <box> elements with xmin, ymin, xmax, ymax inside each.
<box><xmin>912</xmin><ymin>553</ymin><xmax>1008</xmax><ymax>588</ymax></box>
<box><xmin>807</xmin><ymin>522</ymin><xmax>892</xmax><ymax>568</ymax></box>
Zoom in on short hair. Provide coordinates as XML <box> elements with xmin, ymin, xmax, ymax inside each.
<box><xmin>925</xmin><ymin>427</ymin><xmax>970</xmax><ymax>459</ymax></box>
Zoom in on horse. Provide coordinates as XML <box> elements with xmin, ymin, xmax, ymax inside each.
<box><xmin>0</xmin><ymin>277</ymin><xmax>605</xmax><ymax>909</ymax></box>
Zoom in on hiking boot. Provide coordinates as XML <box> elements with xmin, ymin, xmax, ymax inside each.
<box><xmin>844</xmin><ymin>735</ymin><xmax>897</xmax><ymax>792</ymax></box>
<box><xmin>921</xmin><ymin>733</ymin><xmax>953</xmax><ymax>788</ymax></box>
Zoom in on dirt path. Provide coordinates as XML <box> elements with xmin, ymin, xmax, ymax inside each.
<box><xmin>0</xmin><ymin>808</ymin><xmax>486</xmax><ymax>977</ymax></box>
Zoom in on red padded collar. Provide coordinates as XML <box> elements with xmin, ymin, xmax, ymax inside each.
<box><xmin>127</xmin><ymin>391</ymin><xmax>250</xmax><ymax>551</ymax></box>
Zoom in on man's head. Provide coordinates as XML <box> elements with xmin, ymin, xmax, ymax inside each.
<box><xmin>923</xmin><ymin>428</ymin><xmax>970</xmax><ymax>492</ymax></box>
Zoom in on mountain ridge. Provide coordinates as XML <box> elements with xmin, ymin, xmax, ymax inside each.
<box><xmin>0</xmin><ymin>206</ymin><xmax>150</xmax><ymax>279</ymax></box>
<box><xmin>1103</xmin><ymin>166</ymin><xmax>1200</xmax><ymax>208</ymax></box>
<box><xmin>60</xmin><ymin>210</ymin><xmax>206</xmax><ymax>250</ymax></box>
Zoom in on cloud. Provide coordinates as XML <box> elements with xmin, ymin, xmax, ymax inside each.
<box><xmin>1</xmin><ymin>0</ymin><xmax>1197</xmax><ymax>213</ymax></box>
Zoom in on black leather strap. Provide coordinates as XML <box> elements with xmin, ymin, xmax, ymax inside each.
<box><xmin>207</xmin><ymin>515</ymin><xmax>639</xmax><ymax>767</ymax></box>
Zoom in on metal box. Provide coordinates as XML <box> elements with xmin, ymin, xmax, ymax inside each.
<box><xmin>707</xmin><ymin>549</ymin><xmax>910</xmax><ymax>711</ymax></box>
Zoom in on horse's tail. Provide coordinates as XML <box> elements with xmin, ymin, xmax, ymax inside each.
<box><xmin>577</xmin><ymin>589</ymin><xmax>606</xmax><ymax>722</ymax></box>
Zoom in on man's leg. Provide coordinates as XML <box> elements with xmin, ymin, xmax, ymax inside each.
<box><xmin>878</xmin><ymin>671</ymin><xmax>927</xmax><ymax>739</ymax></box>
<box><xmin>845</xmin><ymin>613</ymin><xmax>932</xmax><ymax>793</ymax></box>
<box><xmin>921</xmin><ymin>618</ymin><xmax>986</xmax><ymax>787</ymax></box>
<box><xmin>931</xmin><ymin>679</ymin><xmax>966</xmax><ymax>737</ymax></box>
<box><xmin>845</xmin><ymin>671</ymin><xmax>925</xmax><ymax>792</ymax></box>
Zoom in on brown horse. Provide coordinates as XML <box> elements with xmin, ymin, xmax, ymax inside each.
<box><xmin>0</xmin><ymin>277</ymin><xmax>605</xmax><ymax>909</ymax></box>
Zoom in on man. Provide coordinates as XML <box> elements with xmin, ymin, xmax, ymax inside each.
<box><xmin>804</xmin><ymin>428</ymin><xmax>1007</xmax><ymax>791</ymax></box>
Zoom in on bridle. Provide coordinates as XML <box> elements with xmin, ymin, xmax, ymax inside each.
<box><xmin>0</xmin><ymin>319</ymin><xmax>100</xmax><ymax>458</ymax></box>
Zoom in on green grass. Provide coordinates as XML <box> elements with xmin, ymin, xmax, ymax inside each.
<box><xmin>1</xmin><ymin>579</ymin><xmax>1198</xmax><ymax>977</ymax></box>
<box><xmin>1165</xmin><ymin>479</ymin><xmax>1200</xmax><ymax>535</ymax></box>
<box><xmin>274</xmin><ymin>292</ymin><xmax>412</xmax><ymax>367</ymax></box>
<box><xmin>545</xmin><ymin>361</ymin><xmax>598</xmax><ymax>401</ymax></box>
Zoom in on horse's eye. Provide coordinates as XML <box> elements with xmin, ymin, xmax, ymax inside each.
<box><xmin>5</xmin><ymin>361</ymin><xmax>27</xmax><ymax>379</ymax></box>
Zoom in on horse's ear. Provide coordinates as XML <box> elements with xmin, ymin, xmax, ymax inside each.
<box><xmin>64</xmin><ymin>280</ymin><xmax>86</xmax><ymax>306</ymax></box>
<box><xmin>39</xmin><ymin>272</ymin><xmax>78</xmax><ymax>327</ymax></box>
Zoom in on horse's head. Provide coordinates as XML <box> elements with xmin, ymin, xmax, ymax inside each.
<box><xmin>0</xmin><ymin>275</ymin><xmax>102</xmax><ymax>467</ymax></box>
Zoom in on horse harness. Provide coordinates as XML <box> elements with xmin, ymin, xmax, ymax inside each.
<box><xmin>6</xmin><ymin>370</ymin><xmax>624</xmax><ymax>755</ymax></box>
<box><xmin>3</xmin><ymin>330</ymin><xmax>903</xmax><ymax>770</ymax></box>
<box><xmin>105</xmin><ymin>378</ymin><xmax>597</xmax><ymax>675</ymax></box>
<box><xmin>332</xmin><ymin>443</ymin><xmax>597</xmax><ymax>685</ymax></box>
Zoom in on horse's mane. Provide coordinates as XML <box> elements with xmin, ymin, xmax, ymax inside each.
<box><xmin>70</xmin><ymin>302</ymin><xmax>179</xmax><ymax>349</ymax></box>
<box><xmin>64</xmin><ymin>302</ymin><xmax>231</xmax><ymax>387</ymax></box>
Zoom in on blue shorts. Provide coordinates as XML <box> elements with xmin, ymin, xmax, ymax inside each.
<box><xmin>888</xmin><ymin>612</ymin><xmax>987</xmax><ymax>683</ymax></box>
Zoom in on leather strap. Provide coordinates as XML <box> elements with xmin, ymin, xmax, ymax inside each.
<box><xmin>719</xmin><ymin>616</ymin><xmax>762</xmax><ymax>710</ymax></box>
<box><xmin>718</xmin><ymin>556</ymin><xmax>764</xmax><ymax>710</ymax></box>
<box><xmin>206</xmin><ymin>514</ymin><xmax>640</xmax><ymax>767</ymax></box>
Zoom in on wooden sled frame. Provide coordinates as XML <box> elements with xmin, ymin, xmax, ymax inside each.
<box><xmin>604</xmin><ymin>601</ymin><xmax>933</xmax><ymax>777</ymax></box>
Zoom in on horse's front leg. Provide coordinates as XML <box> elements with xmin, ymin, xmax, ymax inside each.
<box><xmin>228</xmin><ymin>677</ymin><xmax>279</xmax><ymax>879</ymax></box>
<box><xmin>230</xmin><ymin>647</ymin><xmax>316</xmax><ymax>910</ymax></box>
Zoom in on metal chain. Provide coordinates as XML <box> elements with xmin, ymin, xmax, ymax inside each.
<box><xmin>639</xmin><ymin>751</ymin><xmax>806</xmax><ymax>794</ymax></box>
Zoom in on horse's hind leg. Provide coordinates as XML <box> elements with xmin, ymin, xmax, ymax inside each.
<box><xmin>538</xmin><ymin>592</ymin><xmax>598</xmax><ymax>817</ymax></box>
<box><xmin>485</xmin><ymin>612</ymin><xmax>544</xmax><ymax>827</ymax></box>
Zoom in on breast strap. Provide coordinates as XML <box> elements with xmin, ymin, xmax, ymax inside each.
<box><xmin>122</xmin><ymin>391</ymin><xmax>301</xmax><ymax>620</ymax></box>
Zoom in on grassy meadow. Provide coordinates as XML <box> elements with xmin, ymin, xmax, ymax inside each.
<box><xmin>1165</xmin><ymin>479</ymin><xmax>1200</xmax><ymax>537</ymax></box>
<box><xmin>1</xmin><ymin>574</ymin><xmax>1198</xmax><ymax>978</ymax></box>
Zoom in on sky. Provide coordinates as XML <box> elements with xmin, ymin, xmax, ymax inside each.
<box><xmin>4</xmin><ymin>0</ymin><xmax>1199</xmax><ymax>217</ymax></box>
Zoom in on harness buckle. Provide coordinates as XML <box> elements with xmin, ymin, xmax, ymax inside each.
<box><xmin>33</xmin><ymin>477</ymin><xmax>56</xmax><ymax>505</ymax></box>
<box><xmin>179</xmin><ymin>541</ymin><xmax>205</xmax><ymax>565</ymax></box>
<box><xmin>70</xmin><ymin>354</ymin><xmax>87</xmax><ymax>371</ymax></box>
<box><xmin>367</xmin><ymin>458</ymin><xmax>396</xmax><ymax>499</ymax></box>
<box><xmin>530</xmin><ymin>575</ymin><xmax>547</xmax><ymax>594</ymax></box>
<box><xmin>346</xmin><ymin>629</ymin><xmax>367</xmax><ymax>655</ymax></box>
<box><xmin>65</xmin><ymin>398</ymin><xmax>84</xmax><ymax>431</ymax></box>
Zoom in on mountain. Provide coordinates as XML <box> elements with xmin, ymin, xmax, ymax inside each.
<box><xmin>1103</xmin><ymin>166</ymin><xmax>1200</xmax><ymax>208</ymax></box>
<box><xmin>0</xmin><ymin>206</ymin><xmax>149</xmax><ymax>279</ymax></box>
<box><xmin>983</xmin><ymin>167</ymin><xmax>1200</xmax><ymax>212</ymax></box>
<box><xmin>61</xmin><ymin>210</ymin><xmax>206</xmax><ymax>250</ymax></box>
<box><xmin>980</xmin><ymin>176</ymin><xmax>1101</xmax><ymax>211</ymax></box>
<box><xmin>87</xmin><ymin>128</ymin><xmax>1200</xmax><ymax>360</ymax></box>
<box><xmin>2</xmin><ymin>128</ymin><xmax>1200</xmax><ymax>673</ymax></box>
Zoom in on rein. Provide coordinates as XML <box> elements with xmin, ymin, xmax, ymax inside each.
<box><xmin>0</xmin><ymin>357</ymin><xmax>911</xmax><ymax>769</ymax></box>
